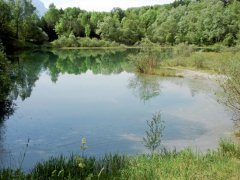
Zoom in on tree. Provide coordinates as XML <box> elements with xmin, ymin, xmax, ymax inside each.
<box><xmin>41</xmin><ymin>3</ymin><xmax>61</xmax><ymax>41</ymax></box>
<box><xmin>111</xmin><ymin>7</ymin><xmax>125</xmax><ymax>21</ymax></box>
<box><xmin>120</xmin><ymin>13</ymin><xmax>144</xmax><ymax>45</ymax></box>
<box><xmin>55</xmin><ymin>7</ymin><xmax>82</xmax><ymax>37</ymax></box>
<box><xmin>97</xmin><ymin>16</ymin><xmax>121</xmax><ymax>42</ymax></box>
<box><xmin>10</xmin><ymin>0</ymin><xmax>24</xmax><ymax>39</ymax></box>
<box><xmin>85</xmin><ymin>24</ymin><xmax>91</xmax><ymax>37</ymax></box>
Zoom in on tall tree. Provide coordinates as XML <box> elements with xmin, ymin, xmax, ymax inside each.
<box><xmin>41</xmin><ymin>3</ymin><xmax>61</xmax><ymax>41</ymax></box>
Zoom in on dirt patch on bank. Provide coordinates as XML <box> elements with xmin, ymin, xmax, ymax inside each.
<box><xmin>176</xmin><ymin>69</ymin><xmax>226</xmax><ymax>80</ymax></box>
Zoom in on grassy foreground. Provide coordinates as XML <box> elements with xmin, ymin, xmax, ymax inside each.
<box><xmin>0</xmin><ymin>140</ymin><xmax>240</xmax><ymax>180</ymax></box>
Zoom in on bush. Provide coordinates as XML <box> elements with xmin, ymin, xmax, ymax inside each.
<box><xmin>129</xmin><ymin>48</ymin><xmax>160</xmax><ymax>74</ymax></box>
<box><xmin>221</xmin><ymin>55</ymin><xmax>240</xmax><ymax>133</ymax></box>
<box><xmin>52</xmin><ymin>37</ymin><xmax>120</xmax><ymax>48</ymax></box>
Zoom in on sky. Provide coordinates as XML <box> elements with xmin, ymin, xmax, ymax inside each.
<box><xmin>40</xmin><ymin>0</ymin><xmax>175</xmax><ymax>12</ymax></box>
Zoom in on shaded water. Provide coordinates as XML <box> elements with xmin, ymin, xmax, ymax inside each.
<box><xmin>0</xmin><ymin>49</ymin><xmax>233</xmax><ymax>170</ymax></box>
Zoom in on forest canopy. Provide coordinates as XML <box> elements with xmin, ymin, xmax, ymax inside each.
<box><xmin>42</xmin><ymin>0</ymin><xmax>240</xmax><ymax>46</ymax></box>
<box><xmin>0</xmin><ymin>0</ymin><xmax>240</xmax><ymax>50</ymax></box>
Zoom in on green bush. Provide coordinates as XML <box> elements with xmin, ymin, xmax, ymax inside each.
<box><xmin>52</xmin><ymin>37</ymin><xmax>120</xmax><ymax>48</ymax></box>
<box><xmin>129</xmin><ymin>47</ymin><xmax>163</xmax><ymax>74</ymax></box>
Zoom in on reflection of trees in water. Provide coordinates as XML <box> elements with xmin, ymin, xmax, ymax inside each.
<box><xmin>0</xmin><ymin>100</ymin><xmax>15</xmax><ymax>122</ymax></box>
<box><xmin>167</xmin><ymin>78</ymin><xmax>218</xmax><ymax>97</ymax></box>
<box><xmin>0</xmin><ymin>54</ymin><xmax>16</xmax><ymax>122</ymax></box>
<box><xmin>128</xmin><ymin>74</ymin><xmax>221</xmax><ymax>103</ymax></box>
<box><xmin>128</xmin><ymin>74</ymin><xmax>161</xmax><ymax>102</ymax></box>
<box><xmin>0</xmin><ymin>121</ymin><xmax>7</xmax><ymax>167</ymax></box>
<box><xmin>50</xmin><ymin>49</ymin><xmax>132</xmax><ymax>77</ymax></box>
<box><xmin>10</xmin><ymin>53</ymin><xmax>49</xmax><ymax>101</ymax></box>
<box><xmin>4</xmin><ymin>49</ymin><xmax>134</xmax><ymax>103</ymax></box>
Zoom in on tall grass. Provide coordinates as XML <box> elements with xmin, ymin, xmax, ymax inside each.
<box><xmin>121</xmin><ymin>140</ymin><xmax>240</xmax><ymax>180</ymax></box>
<box><xmin>163</xmin><ymin>50</ymin><xmax>240</xmax><ymax>73</ymax></box>
<box><xmin>0</xmin><ymin>140</ymin><xmax>239</xmax><ymax>179</ymax></box>
<box><xmin>0</xmin><ymin>154</ymin><xmax>127</xmax><ymax>180</ymax></box>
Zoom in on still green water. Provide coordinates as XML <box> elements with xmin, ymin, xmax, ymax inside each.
<box><xmin>0</xmin><ymin>49</ymin><xmax>232</xmax><ymax>170</ymax></box>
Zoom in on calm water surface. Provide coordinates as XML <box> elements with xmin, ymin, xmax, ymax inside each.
<box><xmin>0</xmin><ymin>49</ymin><xmax>233</xmax><ymax>170</ymax></box>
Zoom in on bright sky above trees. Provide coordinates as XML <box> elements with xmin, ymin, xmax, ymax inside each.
<box><xmin>40</xmin><ymin>0</ymin><xmax>175</xmax><ymax>11</ymax></box>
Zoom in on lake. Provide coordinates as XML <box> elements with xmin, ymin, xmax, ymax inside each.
<box><xmin>0</xmin><ymin>49</ymin><xmax>233</xmax><ymax>170</ymax></box>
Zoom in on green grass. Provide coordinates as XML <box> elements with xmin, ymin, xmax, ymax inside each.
<box><xmin>0</xmin><ymin>140</ymin><xmax>240</xmax><ymax>179</ymax></box>
<box><xmin>128</xmin><ymin>44</ymin><xmax>240</xmax><ymax>76</ymax></box>
<box><xmin>161</xmin><ymin>46</ymin><xmax>240</xmax><ymax>74</ymax></box>
<box><xmin>122</xmin><ymin>140</ymin><xmax>240</xmax><ymax>180</ymax></box>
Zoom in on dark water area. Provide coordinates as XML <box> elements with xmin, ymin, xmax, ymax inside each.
<box><xmin>0</xmin><ymin>49</ymin><xmax>233</xmax><ymax>170</ymax></box>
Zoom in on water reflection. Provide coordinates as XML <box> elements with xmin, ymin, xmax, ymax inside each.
<box><xmin>128</xmin><ymin>74</ymin><xmax>161</xmax><ymax>102</ymax></box>
<box><xmin>6</xmin><ymin>49</ymin><xmax>133</xmax><ymax>102</ymax></box>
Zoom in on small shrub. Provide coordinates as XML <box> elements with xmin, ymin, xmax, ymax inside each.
<box><xmin>129</xmin><ymin>48</ymin><xmax>161</xmax><ymax>74</ymax></box>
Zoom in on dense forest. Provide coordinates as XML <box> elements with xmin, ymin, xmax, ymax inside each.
<box><xmin>0</xmin><ymin>0</ymin><xmax>240</xmax><ymax>51</ymax></box>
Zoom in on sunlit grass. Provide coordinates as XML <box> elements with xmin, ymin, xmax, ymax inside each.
<box><xmin>162</xmin><ymin>50</ymin><xmax>240</xmax><ymax>74</ymax></box>
<box><xmin>0</xmin><ymin>140</ymin><xmax>239</xmax><ymax>179</ymax></box>
<box><xmin>122</xmin><ymin>140</ymin><xmax>240</xmax><ymax>180</ymax></box>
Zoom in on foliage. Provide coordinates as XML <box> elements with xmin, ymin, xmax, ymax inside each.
<box><xmin>0</xmin><ymin>0</ymin><xmax>48</xmax><ymax>50</ymax></box>
<box><xmin>52</xmin><ymin>36</ymin><xmax>120</xmax><ymax>48</ymax></box>
<box><xmin>129</xmin><ymin>47</ymin><xmax>161</xmax><ymax>74</ymax></box>
<box><xmin>41</xmin><ymin>3</ymin><xmax>61</xmax><ymax>41</ymax></box>
<box><xmin>97</xmin><ymin>16</ymin><xmax>121</xmax><ymax>42</ymax></box>
<box><xmin>221</xmin><ymin>54</ymin><xmax>240</xmax><ymax>131</ymax></box>
<box><xmin>1</xmin><ymin>0</ymin><xmax>240</xmax><ymax>48</ymax></box>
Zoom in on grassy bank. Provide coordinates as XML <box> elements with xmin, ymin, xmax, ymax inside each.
<box><xmin>162</xmin><ymin>52</ymin><xmax>240</xmax><ymax>74</ymax></box>
<box><xmin>1</xmin><ymin>140</ymin><xmax>239</xmax><ymax>179</ymax></box>
<box><xmin>127</xmin><ymin>44</ymin><xmax>240</xmax><ymax>76</ymax></box>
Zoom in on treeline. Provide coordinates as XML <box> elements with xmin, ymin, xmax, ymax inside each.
<box><xmin>43</xmin><ymin>0</ymin><xmax>240</xmax><ymax>46</ymax></box>
<box><xmin>1</xmin><ymin>0</ymin><xmax>240</xmax><ymax>50</ymax></box>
